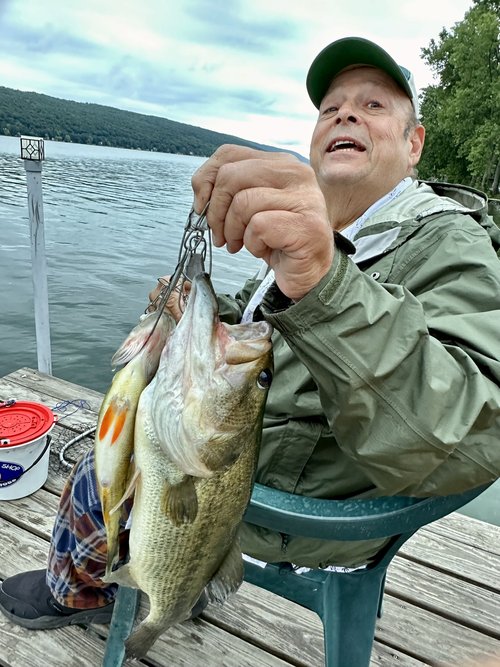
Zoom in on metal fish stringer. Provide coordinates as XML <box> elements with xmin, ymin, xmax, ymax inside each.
<box><xmin>112</xmin><ymin>202</ymin><xmax>211</xmax><ymax>365</ymax></box>
<box><xmin>145</xmin><ymin>200</ymin><xmax>212</xmax><ymax>325</ymax></box>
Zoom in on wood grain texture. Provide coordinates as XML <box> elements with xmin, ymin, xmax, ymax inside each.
<box><xmin>1</xmin><ymin>368</ymin><xmax>499</xmax><ymax>667</ymax></box>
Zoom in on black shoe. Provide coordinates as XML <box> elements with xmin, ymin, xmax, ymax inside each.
<box><xmin>0</xmin><ymin>569</ymin><xmax>114</xmax><ymax>630</ymax></box>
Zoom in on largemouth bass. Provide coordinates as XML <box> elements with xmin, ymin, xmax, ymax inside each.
<box><xmin>94</xmin><ymin>311</ymin><xmax>175</xmax><ymax>574</ymax></box>
<box><xmin>104</xmin><ymin>273</ymin><xmax>273</xmax><ymax>659</ymax></box>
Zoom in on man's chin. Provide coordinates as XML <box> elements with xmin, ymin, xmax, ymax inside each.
<box><xmin>319</xmin><ymin>163</ymin><xmax>368</xmax><ymax>186</ymax></box>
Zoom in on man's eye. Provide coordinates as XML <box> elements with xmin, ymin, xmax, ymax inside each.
<box><xmin>321</xmin><ymin>106</ymin><xmax>338</xmax><ymax>115</ymax></box>
<box><xmin>367</xmin><ymin>100</ymin><xmax>382</xmax><ymax>109</ymax></box>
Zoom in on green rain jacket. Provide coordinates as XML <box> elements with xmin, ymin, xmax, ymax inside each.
<box><xmin>218</xmin><ymin>180</ymin><xmax>500</xmax><ymax>568</ymax></box>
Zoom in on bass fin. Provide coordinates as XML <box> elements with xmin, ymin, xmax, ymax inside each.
<box><xmin>199</xmin><ymin>432</ymin><xmax>248</xmax><ymax>473</ymax></box>
<box><xmin>162</xmin><ymin>475</ymin><xmax>198</xmax><ymax>526</ymax></box>
<box><xmin>126</xmin><ymin>620</ymin><xmax>164</xmax><ymax>660</ymax></box>
<box><xmin>101</xmin><ymin>563</ymin><xmax>138</xmax><ymax>589</ymax></box>
<box><xmin>110</xmin><ymin>467</ymin><xmax>140</xmax><ymax>515</ymax></box>
<box><xmin>205</xmin><ymin>539</ymin><xmax>244</xmax><ymax>604</ymax></box>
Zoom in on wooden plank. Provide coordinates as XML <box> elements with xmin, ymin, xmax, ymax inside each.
<box><xmin>385</xmin><ymin>558</ymin><xmax>500</xmax><ymax>638</ymax></box>
<box><xmin>0</xmin><ymin>488</ymin><xmax>59</xmax><ymax>540</ymax></box>
<box><xmin>0</xmin><ymin>510</ymin><xmax>424</xmax><ymax>667</ymax></box>
<box><xmin>0</xmin><ymin>517</ymin><xmax>50</xmax><ymax>575</ymax></box>
<box><xmin>375</xmin><ymin>597</ymin><xmax>500</xmax><ymax>667</ymax></box>
<box><xmin>0</xmin><ymin>611</ymin><xmax>297</xmax><ymax>667</ymax></box>
<box><xmin>421</xmin><ymin>512</ymin><xmax>500</xmax><ymax>556</ymax></box>
<box><xmin>4</xmin><ymin>478</ymin><xmax>497</xmax><ymax>648</ymax></box>
<box><xmin>2</xmin><ymin>367</ymin><xmax>103</xmax><ymax>405</ymax></box>
<box><xmin>205</xmin><ymin>581</ymin><xmax>429</xmax><ymax>667</ymax></box>
<box><xmin>0</xmin><ymin>489</ymin><xmax>429</xmax><ymax>666</ymax></box>
<box><xmin>1</xmin><ymin>486</ymin><xmax>496</xmax><ymax>660</ymax></box>
<box><xmin>43</xmin><ymin>461</ymin><xmax>74</xmax><ymax>496</ymax></box>
<box><xmin>107</xmin><ymin>601</ymin><xmax>429</xmax><ymax>667</ymax></box>
<box><xmin>107</xmin><ymin>616</ymin><xmax>297</xmax><ymax>667</ymax></box>
<box><xmin>0</xmin><ymin>519</ymin><xmax>295</xmax><ymax>667</ymax></box>
<box><xmin>2</xmin><ymin>369</ymin><xmax>499</xmax><ymax>666</ymax></box>
<box><xmin>400</xmin><ymin>529</ymin><xmax>500</xmax><ymax>592</ymax></box>
<box><xmin>0</xmin><ymin>622</ymin><xmax>134</xmax><ymax>667</ymax></box>
<box><xmin>209</xmin><ymin>583</ymin><xmax>500</xmax><ymax>666</ymax></box>
<box><xmin>205</xmin><ymin>581</ymin><xmax>324</xmax><ymax>666</ymax></box>
<box><xmin>370</xmin><ymin>644</ymin><xmax>427</xmax><ymax>666</ymax></box>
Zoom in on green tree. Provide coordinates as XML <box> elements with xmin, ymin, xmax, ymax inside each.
<box><xmin>419</xmin><ymin>0</ymin><xmax>499</xmax><ymax>194</ymax></box>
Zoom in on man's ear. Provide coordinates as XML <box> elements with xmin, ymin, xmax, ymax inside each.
<box><xmin>409</xmin><ymin>124</ymin><xmax>426</xmax><ymax>167</ymax></box>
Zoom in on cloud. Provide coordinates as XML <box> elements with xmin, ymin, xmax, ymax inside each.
<box><xmin>67</xmin><ymin>53</ymin><xmax>278</xmax><ymax>122</ymax></box>
<box><xmin>0</xmin><ymin>0</ymin><xmax>477</xmax><ymax>156</ymax></box>
<box><xmin>1</xmin><ymin>22</ymin><xmax>100</xmax><ymax>57</ymax></box>
<box><xmin>182</xmin><ymin>0</ymin><xmax>298</xmax><ymax>53</ymax></box>
<box><xmin>0</xmin><ymin>0</ymin><xmax>13</xmax><ymax>19</ymax></box>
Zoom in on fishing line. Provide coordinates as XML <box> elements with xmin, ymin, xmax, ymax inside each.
<box><xmin>51</xmin><ymin>398</ymin><xmax>92</xmax><ymax>423</ymax></box>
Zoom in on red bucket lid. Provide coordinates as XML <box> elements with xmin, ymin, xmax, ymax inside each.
<box><xmin>0</xmin><ymin>401</ymin><xmax>56</xmax><ymax>447</ymax></box>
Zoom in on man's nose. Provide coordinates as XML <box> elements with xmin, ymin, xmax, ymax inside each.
<box><xmin>335</xmin><ymin>104</ymin><xmax>358</xmax><ymax>124</ymax></box>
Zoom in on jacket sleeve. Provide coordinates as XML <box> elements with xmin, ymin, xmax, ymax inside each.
<box><xmin>260</xmin><ymin>218</ymin><xmax>500</xmax><ymax>496</ymax></box>
<box><xmin>217</xmin><ymin>276</ymin><xmax>260</xmax><ymax>324</ymax></box>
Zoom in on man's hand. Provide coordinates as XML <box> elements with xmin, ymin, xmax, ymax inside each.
<box><xmin>148</xmin><ymin>276</ymin><xmax>191</xmax><ymax>323</ymax></box>
<box><xmin>192</xmin><ymin>145</ymin><xmax>334</xmax><ymax>301</ymax></box>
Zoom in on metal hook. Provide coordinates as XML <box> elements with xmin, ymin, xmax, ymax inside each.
<box><xmin>186</xmin><ymin>200</ymin><xmax>210</xmax><ymax>232</ymax></box>
<box><xmin>181</xmin><ymin>200</ymin><xmax>212</xmax><ymax>281</ymax></box>
<box><xmin>144</xmin><ymin>200</ymin><xmax>212</xmax><ymax>317</ymax></box>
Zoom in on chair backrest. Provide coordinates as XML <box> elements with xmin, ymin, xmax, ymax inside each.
<box><xmin>244</xmin><ymin>482</ymin><xmax>492</xmax><ymax>542</ymax></box>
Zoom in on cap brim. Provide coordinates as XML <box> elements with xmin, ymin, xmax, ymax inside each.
<box><xmin>306</xmin><ymin>36</ymin><xmax>414</xmax><ymax>109</ymax></box>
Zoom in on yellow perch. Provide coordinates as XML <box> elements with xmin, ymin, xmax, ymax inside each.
<box><xmin>94</xmin><ymin>311</ymin><xmax>175</xmax><ymax>574</ymax></box>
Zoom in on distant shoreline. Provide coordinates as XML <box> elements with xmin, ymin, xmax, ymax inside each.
<box><xmin>0</xmin><ymin>85</ymin><xmax>306</xmax><ymax>161</ymax></box>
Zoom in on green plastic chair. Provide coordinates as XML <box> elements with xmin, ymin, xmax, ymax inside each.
<box><xmin>102</xmin><ymin>482</ymin><xmax>490</xmax><ymax>667</ymax></box>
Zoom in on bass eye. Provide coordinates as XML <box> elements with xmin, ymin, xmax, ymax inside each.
<box><xmin>257</xmin><ymin>369</ymin><xmax>272</xmax><ymax>390</ymax></box>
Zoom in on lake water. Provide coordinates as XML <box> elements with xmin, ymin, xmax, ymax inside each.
<box><xmin>0</xmin><ymin>135</ymin><xmax>498</xmax><ymax>526</ymax></box>
<box><xmin>0</xmin><ymin>136</ymin><xmax>262</xmax><ymax>390</ymax></box>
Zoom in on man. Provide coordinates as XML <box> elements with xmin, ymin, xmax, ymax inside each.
<box><xmin>1</xmin><ymin>36</ymin><xmax>499</xmax><ymax>629</ymax></box>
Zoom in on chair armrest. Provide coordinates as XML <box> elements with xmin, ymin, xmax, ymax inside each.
<box><xmin>244</xmin><ymin>482</ymin><xmax>491</xmax><ymax>541</ymax></box>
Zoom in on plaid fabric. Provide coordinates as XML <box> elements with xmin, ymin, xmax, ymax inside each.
<box><xmin>47</xmin><ymin>449</ymin><xmax>130</xmax><ymax>608</ymax></box>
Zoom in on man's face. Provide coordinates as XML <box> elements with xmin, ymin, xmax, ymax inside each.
<box><xmin>309</xmin><ymin>66</ymin><xmax>423</xmax><ymax>197</ymax></box>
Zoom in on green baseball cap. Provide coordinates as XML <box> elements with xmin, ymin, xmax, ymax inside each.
<box><xmin>306</xmin><ymin>36</ymin><xmax>419</xmax><ymax>116</ymax></box>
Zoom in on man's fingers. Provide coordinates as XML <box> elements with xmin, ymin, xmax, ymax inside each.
<box><xmin>205</xmin><ymin>158</ymin><xmax>309</xmax><ymax>247</ymax></box>
<box><xmin>147</xmin><ymin>275</ymin><xmax>191</xmax><ymax>322</ymax></box>
<box><xmin>191</xmin><ymin>145</ymin><xmax>257</xmax><ymax>214</ymax></box>
<box><xmin>190</xmin><ymin>144</ymin><xmax>333</xmax><ymax>300</ymax></box>
<box><xmin>191</xmin><ymin>145</ymin><xmax>294</xmax><ymax>217</ymax></box>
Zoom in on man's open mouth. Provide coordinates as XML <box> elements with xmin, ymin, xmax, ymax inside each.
<box><xmin>327</xmin><ymin>138</ymin><xmax>366</xmax><ymax>153</ymax></box>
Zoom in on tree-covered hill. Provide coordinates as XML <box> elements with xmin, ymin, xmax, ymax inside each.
<box><xmin>0</xmin><ymin>85</ymin><xmax>278</xmax><ymax>157</ymax></box>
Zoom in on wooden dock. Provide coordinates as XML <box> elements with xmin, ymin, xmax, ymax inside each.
<box><xmin>0</xmin><ymin>367</ymin><xmax>499</xmax><ymax>667</ymax></box>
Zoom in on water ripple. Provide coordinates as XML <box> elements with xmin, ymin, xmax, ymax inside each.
<box><xmin>0</xmin><ymin>136</ymin><xmax>261</xmax><ymax>392</ymax></box>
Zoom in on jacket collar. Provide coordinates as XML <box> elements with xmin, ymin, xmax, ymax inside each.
<box><xmin>340</xmin><ymin>180</ymin><xmax>493</xmax><ymax>265</ymax></box>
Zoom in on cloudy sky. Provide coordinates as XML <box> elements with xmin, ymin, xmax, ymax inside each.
<box><xmin>0</xmin><ymin>0</ymin><xmax>473</xmax><ymax>157</ymax></box>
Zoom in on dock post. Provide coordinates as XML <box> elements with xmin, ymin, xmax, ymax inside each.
<box><xmin>20</xmin><ymin>136</ymin><xmax>52</xmax><ymax>375</ymax></box>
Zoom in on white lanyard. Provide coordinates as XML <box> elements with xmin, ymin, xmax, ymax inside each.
<box><xmin>241</xmin><ymin>268</ymin><xmax>275</xmax><ymax>324</ymax></box>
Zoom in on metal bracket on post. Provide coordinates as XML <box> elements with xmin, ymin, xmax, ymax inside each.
<box><xmin>20</xmin><ymin>136</ymin><xmax>52</xmax><ymax>375</ymax></box>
